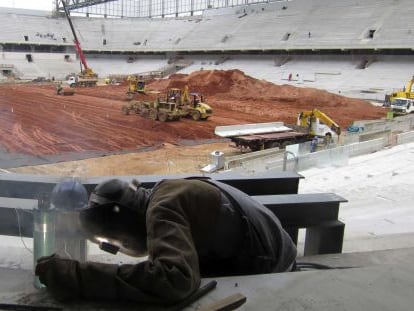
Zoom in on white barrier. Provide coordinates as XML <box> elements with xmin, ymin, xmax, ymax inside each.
<box><xmin>397</xmin><ymin>131</ymin><xmax>414</xmax><ymax>145</ymax></box>
<box><xmin>231</xmin><ymin>136</ymin><xmax>389</xmax><ymax>174</ymax></box>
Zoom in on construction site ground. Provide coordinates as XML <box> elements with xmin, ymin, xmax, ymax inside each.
<box><xmin>0</xmin><ymin>69</ymin><xmax>387</xmax><ymax>176</ymax></box>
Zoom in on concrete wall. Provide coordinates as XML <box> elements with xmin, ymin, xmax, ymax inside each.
<box><xmin>397</xmin><ymin>130</ymin><xmax>414</xmax><ymax>145</ymax></box>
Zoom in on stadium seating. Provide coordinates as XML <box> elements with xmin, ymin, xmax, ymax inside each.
<box><xmin>1</xmin><ymin>0</ymin><xmax>413</xmax><ymax>99</ymax></box>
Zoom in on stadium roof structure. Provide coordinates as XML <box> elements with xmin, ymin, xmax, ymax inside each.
<box><xmin>61</xmin><ymin>0</ymin><xmax>118</xmax><ymax>11</ymax></box>
<box><xmin>58</xmin><ymin>0</ymin><xmax>284</xmax><ymax>18</ymax></box>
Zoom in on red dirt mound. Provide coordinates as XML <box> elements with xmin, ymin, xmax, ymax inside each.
<box><xmin>149</xmin><ymin>69</ymin><xmax>386</xmax><ymax>127</ymax></box>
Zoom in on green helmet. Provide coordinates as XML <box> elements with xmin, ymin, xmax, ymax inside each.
<box><xmin>50</xmin><ymin>178</ymin><xmax>88</xmax><ymax>210</ymax></box>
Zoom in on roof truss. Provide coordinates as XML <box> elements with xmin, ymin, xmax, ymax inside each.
<box><xmin>61</xmin><ymin>0</ymin><xmax>117</xmax><ymax>11</ymax></box>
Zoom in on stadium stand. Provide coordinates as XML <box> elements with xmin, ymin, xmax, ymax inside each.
<box><xmin>1</xmin><ymin>0</ymin><xmax>414</xmax><ymax>100</ymax></box>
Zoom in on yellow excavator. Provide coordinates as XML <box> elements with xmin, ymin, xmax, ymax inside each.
<box><xmin>126</xmin><ymin>75</ymin><xmax>146</xmax><ymax>99</ymax></box>
<box><xmin>297</xmin><ymin>109</ymin><xmax>341</xmax><ymax>143</ymax></box>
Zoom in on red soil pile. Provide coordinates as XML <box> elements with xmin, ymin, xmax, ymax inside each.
<box><xmin>149</xmin><ymin>69</ymin><xmax>386</xmax><ymax>127</ymax></box>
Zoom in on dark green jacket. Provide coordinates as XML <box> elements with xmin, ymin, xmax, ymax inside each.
<box><xmin>37</xmin><ymin>179</ymin><xmax>296</xmax><ymax>304</ymax></box>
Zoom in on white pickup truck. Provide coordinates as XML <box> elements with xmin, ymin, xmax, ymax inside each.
<box><xmin>390</xmin><ymin>97</ymin><xmax>414</xmax><ymax>115</ymax></box>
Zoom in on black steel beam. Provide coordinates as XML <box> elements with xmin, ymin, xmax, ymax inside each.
<box><xmin>0</xmin><ymin>172</ymin><xmax>306</xmax><ymax>240</ymax></box>
<box><xmin>0</xmin><ymin>176</ymin><xmax>61</xmax><ymax>200</ymax></box>
<box><xmin>253</xmin><ymin>193</ymin><xmax>347</xmax><ymax>227</ymax></box>
<box><xmin>0</xmin><ymin>206</ymin><xmax>33</xmax><ymax>238</ymax></box>
<box><xmin>0</xmin><ymin>171</ymin><xmax>302</xmax><ymax>200</ymax></box>
<box><xmin>62</xmin><ymin>0</ymin><xmax>117</xmax><ymax>11</ymax></box>
<box><xmin>0</xmin><ymin>192</ymin><xmax>345</xmax><ymax>239</ymax></box>
<box><xmin>304</xmin><ymin>221</ymin><xmax>345</xmax><ymax>255</ymax></box>
<box><xmin>85</xmin><ymin>171</ymin><xmax>303</xmax><ymax>196</ymax></box>
<box><xmin>253</xmin><ymin>193</ymin><xmax>347</xmax><ymax>255</ymax></box>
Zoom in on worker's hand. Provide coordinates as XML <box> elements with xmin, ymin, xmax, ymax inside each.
<box><xmin>35</xmin><ymin>254</ymin><xmax>81</xmax><ymax>302</ymax></box>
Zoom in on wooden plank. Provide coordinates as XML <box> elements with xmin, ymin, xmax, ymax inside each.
<box><xmin>198</xmin><ymin>293</ymin><xmax>247</xmax><ymax>311</ymax></box>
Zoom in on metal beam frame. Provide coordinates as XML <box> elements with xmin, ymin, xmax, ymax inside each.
<box><xmin>253</xmin><ymin>193</ymin><xmax>347</xmax><ymax>255</ymax></box>
<box><xmin>61</xmin><ymin>0</ymin><xmax>118</xmax><ymax>11</ymax></box>
<box><xmin>0</xmin><ymin>171</ymin><xmax>303</xmax><ymax>239</ymax></box>
<box><xmin>0</xmin><ymin>189</ymin><xmax>347</xmax><ymax>256</ymax></box>
<box><xmin>57</xmin><ymin>0</ymin><xmax>284</xmax><ymax>18</ymax></box>
<box><xmin>0</xmin><ymin>171</ymin><xmax>302</xmax><ymax>199</ymax></box>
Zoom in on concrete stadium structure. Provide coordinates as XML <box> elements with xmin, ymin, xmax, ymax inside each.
<box><xmin>1</xmin><ymin>0</ymin><xmax>413</xmax><ymax>100</ymax></box>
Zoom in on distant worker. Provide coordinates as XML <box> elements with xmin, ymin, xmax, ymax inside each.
<box><xmin>310</xmin><ymin>136</ymin><xmax>318</xmax><ymax>152</ymax></box>
<box><xmin>288</xmin><ymin>73</ymin><xmax>292</xmax><ymax>81</ymax></box>
<box><xmin>35</xmin><ymin>178</ymin><xmax>297</xmax><ymax>304</ymax></box>
<box><xmin>308</xmin><ymin>31</ymin><xmax>311</xmax><ymax>38</ymax></box>
<box><xmin>324</xmin><ymin>133</ymin><xmax>333</xmax><ymax>147</ymax></box>
<box><xmin>192</xmin><ymin>94</ymin><xmax>200</xmax><ymax>107</ymax></box>
<box><xmin>56</xmin><ymin>82</ymin><xmax>63</xmax><ymax>95</ymax></box>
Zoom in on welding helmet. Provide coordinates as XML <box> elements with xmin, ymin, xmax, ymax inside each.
<box><xmin>50</xmin><ymin>178</ymin><xmax>88</xmax><ymax>211</ymax></box>
<box><xmin>79</xmin><ymin>178</ymin><xmax>149</xmax><ymax>257</ymax></box>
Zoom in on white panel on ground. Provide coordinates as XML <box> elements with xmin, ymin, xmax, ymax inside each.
<box><xmin>215</xmin><ymin>122</ymin><xmax>290</xmax><ymax>137</ymax></box>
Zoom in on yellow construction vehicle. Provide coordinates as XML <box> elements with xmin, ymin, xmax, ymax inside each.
<box><xmin>121</xmin><ymin>86</ymin><xmax>212</xmax><ymax>122</ymax></box>
<box><xmin>167</xmin><ymin>86</ymin><xmax>213</xmax><ymax>120</ymax></box>
<box><xmin>55</xmin><ymin>81</ymin><xmax>74</xmax><ymax>96</ymax></box>
<box><xmin>297</xmin><ymin>109</ymin><xmax>341</xmax><ymax>143</ymax></box>
<box><xmin>384</xmin><ymin>76</ymin><xmax>414</xmax><ymax>106</ymax></box>
<box><xmin>126</xmin><ymin>75</ymin><xmax>146</xmax><ymax>99</ymax></box>
<box><xmin>121</xmin><ymin>99</ymin><xmax>181</xmax><ymax>122</ymax></box>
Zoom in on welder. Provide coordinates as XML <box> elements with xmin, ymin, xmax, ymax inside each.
<box><xmin>35</xmin><ymin>177</ymin><xmax>297</xmax><ymax>304</ymax></box>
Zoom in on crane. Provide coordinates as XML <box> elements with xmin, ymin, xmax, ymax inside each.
<box><xmin>297</xmin><ymin>109</ymin><xmax>341</xmax><ymax>143</ymax></box>
<box><xmin>61</xmin><ymin>0</ymin><xmax>97</xmax><ymax>86</ymax></box>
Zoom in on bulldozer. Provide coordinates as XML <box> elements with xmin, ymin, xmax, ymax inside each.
<box><xmin>126</xmin><ymin>75</ymin><xmax>146</xmax><ymax>99</ymax></box>
<box><xmin>122</xmin><ymin>90</ymin><xmax>158</xmax><ymax>116</ymax></box>
<box><xmin>166</xmin><ymin>86</ymin><xmax>213</xmax><ymax>120</ymax></box>
<box><xmin>121</xmin><ymin>86</ymin><xmax>212</xmax><ymax>122</ymax></box>
<box><xmin>121</xmin><ymin>98</ymin><xmax>181</xmax><ymax>122</ymax></box>
<box><xmin>149</xmin><ymin>100</ymin><xmax>181</xmax><ymax>122</ymax></box>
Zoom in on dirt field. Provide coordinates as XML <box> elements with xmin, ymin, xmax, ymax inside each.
<box><xmin>0</xmin><ymin>70</ymin><xmax>387</xmax><ymax>176</ymax></box>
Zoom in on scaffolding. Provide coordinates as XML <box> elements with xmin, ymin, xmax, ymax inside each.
<box><xmin>56</xmin><ymin>0</ymin><xmax>284</xmax><ymax>18</ymax></box>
